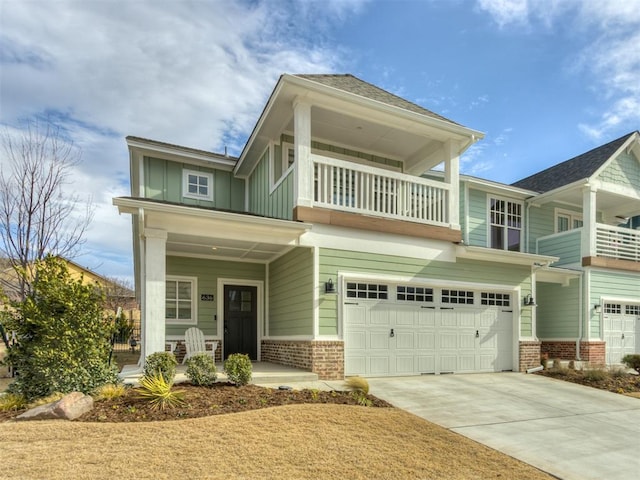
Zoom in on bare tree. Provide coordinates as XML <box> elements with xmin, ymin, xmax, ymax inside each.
<box><xmin>101</xmin><ymin>276</ymin><xmax>137</xmax><ymax>314</ymax></box>
<box><xmin>0</xmin><ymin>120</ymin><xmax>94</xmax><ymax>299</ymax></box>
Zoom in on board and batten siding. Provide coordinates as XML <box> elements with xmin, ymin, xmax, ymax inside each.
<box><xmin>319</xmin><ymin>248</ymin><xmax>533</xmax><ymax>336</ymax></box>
<box><xmin>536</xmin><ymin>278</ymin><xmax>581</xmax><ymax>338</ymax></box>
<box><xmin>144</xmin><ymin>157</ymin><xmax>244</xmax><ymax>210</ymax></box>
<box><xmin>589</xmin><ymin>269</ymin><xmax>640</xmax><ymax>339</ymax></box>
<box><xmin>247</xmin><ymin>148</ymin><xmax>294</xmax><ymax>220</ymax></box>
<box><xmin>165</xmin><ymin>256</ymin><xmax>265</xmax><ymax>337</ymax></box>
<box><xmin>268</xmin><ymin>247</ymin><xmax>314</xmax><ymax>336</ymax></box>
<box><xmin>598</xmin><ymin>151</ymin><xmax>640</xmax><ymax>190</ymax></box>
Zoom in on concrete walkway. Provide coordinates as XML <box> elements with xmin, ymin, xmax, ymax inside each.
<box><xmin>366</xmin><ymin>373</ymin><xmax>640</xmax><ymax>480</ymax></box>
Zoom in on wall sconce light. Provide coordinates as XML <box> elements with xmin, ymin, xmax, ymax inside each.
<box><xmin>324</xmin><ymin>278</ymin><xmax>337</xmax><ymax>294</ymax></box>
<box><xmin>523</xmin><ymin>294</ymin><xmax>536</xmax><ymax>307</ymax></box>
<box><xmin>594</xmin><ymin>304</ymin><xmax>602</xmax><ymax>314</ymax></box>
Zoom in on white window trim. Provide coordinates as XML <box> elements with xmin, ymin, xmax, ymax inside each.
<box><xmin>554</xmin><ymin>208</ymin><xmax>583</xmax><ymax>233</ymax></box>
<box><xmin>182</xmin><ymin>169</ymin><xmax>213</xmax><ymax>201</ymax></box>
<box><xmin>487</xmin><ymin>195</ymin><xmax>523</xmax><ymax>252</ymax></box>
<box><xmin>165</xmin><ymin>275</ymin><xmax>198</xmax><ymax>325</ymax></box>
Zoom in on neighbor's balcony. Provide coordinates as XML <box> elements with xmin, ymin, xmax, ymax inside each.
<box><xmin>312</xmin><ymin>154</ymin><xmax>450</xmax><ymax>227</ymax></box>
<box><xmin>596</xmin><ymin>223</ymin><xmax>640</xmax><ymax>262</ymax></box>
<box><xmin>537</xmin><ymin>223</ymin><xmax>640</xmax><ymax>265</ymax></box>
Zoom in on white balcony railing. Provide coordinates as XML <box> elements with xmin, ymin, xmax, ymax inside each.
<box><xmin>596</xmin><ymin>223</ymin><xmax>640</xmax><ymax>262</ymax></box>
<box><xmin>312</xmin><ymin>154</ymin><xmax>450</xmax><ymax>226</ymax></box>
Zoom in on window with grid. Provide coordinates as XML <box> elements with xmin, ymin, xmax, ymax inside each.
<box><xmin>397</xmin><ymin>286</ymin><xmax>433</xmax><ymax>302</ymax></box>
<box><xmin>481</xmin><ymin>292</ymin><xmax>510</xmax><ymax>306</ymax></box>
<box><xmin>604</xmin><ymin>303</ymin><xmax>622</xmax><ymax>314</ymax></box>
<box><xmin>442</xmin><ymin>289</ymin><xmax>474</xmax><ymax>305</ymax></box>
<box><xmin>346</xmin><ymin>282</ymin><xmax>388</xmax><ymax>299</ymax></box>
<box><xmin>183</xmin><ymin>169</ymin><xmax>213</xmax><ymax>201</ymax></box>
<box><xmin>626</xmin><ymin>305</ymin><xmax>640</xmax><ymax>315</ymax></box>
<box><xmin>489</xmin><ymin>197</ymin><xmax>522</xmax><ymax>252</ymax></box>
<box><xmin>556</xmin><ymin>211</ymin><xmax>583</xmax><ymax>233</ymax></box>
<box><xmin>166</xmin><ymin>276</ymin><xmax>196</xmax><ymax>324</ymax></box>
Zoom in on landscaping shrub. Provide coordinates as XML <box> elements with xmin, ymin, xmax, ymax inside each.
<box><xmin>622</xmin><ymin>354</ymin><xmax>640</xmax><ymax>374</ymax></box>
<box><xmin>186</xmin><ymin>353</ymin><xmax>217</xmax><ymax>387</ymax></box>
<box><xmin>93</xmin><ymin>383</ymin><xmax>127</xmax><ymax>401</ymax></box>
<box><xmin>137</xmin><ymin>373</ymin><xmax>185</xmax><ymax>410</ymax></box>
<box><xmin>344</xmin><ymin>376</ymin><xmax>370</xmax><ymax>395</ymax></box>
<box><xmin>1</xmin><ymin>256</ymin><xmax>118</xmax><ymax>401</ymax></box>
<box><xmin>583</xmin><ymin>368</ymin><xmax>607</xmax><ymax>382</ymax></box>
<box><xmin>143</xmin><ymin>352</ymin><xmax>177</xmax><ymax>384</ymax></box>
<box><xmin>0</xmin><ymin>392</ymin><xmax>27</xmax><ymax>411</ymax></box>
<box><xmin>224</xmin><ymin>353</ymin><xmax>252</xmax><ymax>386</ymax></box>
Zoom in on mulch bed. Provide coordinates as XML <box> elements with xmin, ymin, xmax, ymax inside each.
<box><xmin>536</xmin><ymin>368</ymin><xmax>640</xmax><ymax>395</ymax></box>
<box><xmin>0</xmin><ymin>383</ymin><xmax>391</xmax><ymax>423</ymax></box>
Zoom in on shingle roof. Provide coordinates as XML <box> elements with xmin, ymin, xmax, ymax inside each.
<box><xmin>511</xmin><ymin>132</ymin><xmax>637</xmax><ymax>193</ymax></box>
<box><xmin>294</xmin><ymin>74</ymin><xmax>461</xmax><ymax>126</ymax></box>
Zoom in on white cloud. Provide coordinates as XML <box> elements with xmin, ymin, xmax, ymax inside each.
<box><xmin>477</xmin><ymin>0</ymin><xmax>640</xmax><ymax>141</ymax></box>
<box><xmin>0</xmin><ymin>0</ymin><xmax>362</xmax><ymax>278</ymax></box>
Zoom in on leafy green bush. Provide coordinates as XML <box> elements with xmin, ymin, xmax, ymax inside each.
<box><xmin>186</xmin><ymin>353</ymin><xmax>217</xmax><ymax>387</ymax></box>
<box><xmin>137</xmin><ymin>373</ymin><xmax>185</xmax><ymax>410</ymax></box>
<box><xmin>1</xmin><ymin>256</ymin><xmax>118</xmax><ymax>401</ymax></box>
<box><xmin>622</xmin><ymin>354</ymin><xmax>640</xmax><ymax>374</ymax></box>
<box><xmin>224</xmin><ymin>353</ymin><xmax>252</xmax><ymax>386</ymax></box>
<box><xmin>143</xmin><ymin>352</ymin><xmax>177</xmax><ymax>385</ymax></box>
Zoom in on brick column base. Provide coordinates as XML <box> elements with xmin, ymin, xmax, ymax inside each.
<box><xmin>519</xmin><ymin>341</ymin><xmax>541</xmax><ymax>372</ymax></box>
<box><xmin>541</xmin><ymin>341</ymin><xmax>577</xmax><ymax>360</ymax></box>
<box><xmin>580</xmin><ymin>341</ymin><xmax>605</xmax><ymax>366</ymax></box>
<box><xmin>261</xmin><ymin>340</ymin><xmax>345</xmax><ymax>380</ymax></box>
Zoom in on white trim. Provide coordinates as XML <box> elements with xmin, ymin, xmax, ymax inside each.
<box><xmin>538</xmin><ymin>337</ymin><xmax>583</xmax><ymax>342</ymax></box>
<box><xmin>456</xmin><ymin>245</ymin><xmax>558</xmax><ymax>266</ymax></box>
<box><xmin>313</xmin><ymin>246</ymin><xmax>320</xmax><ymax>338</ymax></box>
<box><xmin>262</xmin><ymin>335</ymin><xmax>315</xmax><ymax>341</ymax></box>
<box><xmin>166</xmin><ymin>252</ymin><xmax>271</xmax><ymax>264</ymax></box>
<box><xmin>486</xmin><ymin>194</ymin><xmax>524</xmax><ymax>252</ymax></box>
<box><xmin>217</xmin><ymin>278</ymin><xmax>264</xmax><ymax>360</ymax></box>
<box><xmin>166</xmin><ymin>334</ymin><xmax>218</xmax><ymax>341</ymax></box>
<box><xmin>165</xmin><ymin>275</ymin><xmax>198</xmax><ymax>325</ymax></box>
<box><xmin>265</xmin><ymin>263</ymin><xmax>270</xmax><ymax>337</ymax></box>
<box><xmin>554</xmin><ymin>207</ymin><xmax>583</xmax><ymax>233</ymax></box>
<box><xmin>127</xmin><ymin>137</ymin><xmax>236</xmax><ymax>171</ymax></box>
<box><xmin>182</xmin><ymin>168</ymin><xmax>214</xmax><ymax>201</ymax></box>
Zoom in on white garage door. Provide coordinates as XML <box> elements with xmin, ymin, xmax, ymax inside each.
<box><xmin>344</xmin><ymin>282</ymin><xmax>514</xmax><ymax>376</ymax></box>
<box><xmin>604</xmin><ymin>303</ymin><xmax>640</xmax><ymax>365</ymax></box>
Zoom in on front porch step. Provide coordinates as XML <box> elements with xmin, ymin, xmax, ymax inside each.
<box><xmin>120</xmin><ymin>362</ymin><xmax>319</xmax><ymax>386</ymax></box>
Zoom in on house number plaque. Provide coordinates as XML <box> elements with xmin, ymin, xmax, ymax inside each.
<box><xmin>200</xmin><ymin>294</ymin><xmax>214</xmax><ymax>301</ymax></box>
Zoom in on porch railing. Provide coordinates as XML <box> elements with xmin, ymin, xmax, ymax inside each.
<box><xmin>312</xmin><ymin>154</ymin><xmax>450</xmax><ymax>226</ymax></box>
<box><xmin>596</xmin><ymin>223</ymin><xmax>640</xmax><ymax>262</ymax></box>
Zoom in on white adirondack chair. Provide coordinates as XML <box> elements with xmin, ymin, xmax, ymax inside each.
<box><xmin>182</xmin><ymin>327</ymin><xmax>218</xmax><ymax>364</ymax></box>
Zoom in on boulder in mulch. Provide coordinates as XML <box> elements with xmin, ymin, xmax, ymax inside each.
<box><xmin>16</xmin><ymin>392</ymin><xmax>94</xmax><ymax>421</ymax></box>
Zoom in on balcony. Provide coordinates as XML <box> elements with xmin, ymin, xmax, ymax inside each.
<box><xmin>596</xmin><ymin>223</ymin><xmax>640</xmax><ymax>262</ymax></box>
<box><xmin>311</xmin><ymin>154</ymin><xmax>450</xmax><ymax>227</ymax></box>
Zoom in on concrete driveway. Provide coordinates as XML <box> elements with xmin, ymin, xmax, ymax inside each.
<box><xmin>367</xmin><ymin>373</ymin><xmax>640</xmax><ymax>480</ymax></box>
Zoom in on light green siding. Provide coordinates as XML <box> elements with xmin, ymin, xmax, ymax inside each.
<box><xmin>537</xmin><ymin>230</ymin><xmax>582</xmax><ymax>265</ymax></box>
<box><xmin>144</xmin><ymin>157</ymin><xmax>244</xmax><ymax>210</ymax></box>
<box><xmin>589</xmin><ymin>269</ymin><xmax>640</xmax><ymax>338</ymax></box>
<box><xmin>536</xmin><ymin>278</ymin><xmax>581</xmax><ymax>338</ymax></box>
<box><xmin>466</xmin><ymin>187</ymin><xmax>487</xmax><ymax>246</ymax></box>
<box><xmin>319</xmin><ymin>248</ymin><xmax>533</xmax><ymax>336</ymax></box>
<box><xmin>598</xmin><ymin>151</ymin><xmax>640</xmax><ymax>189</ymax></box>
<box><xmin>247</xmin><ymin>148</ymin><xmax>294</xmax><ymax>220</ymax></box>
<box><xmin>165</xmin><ymin>257</ymin><xmax>265</xmax><ymax>337</ymax></box>
<box><xmin>268</xmin><ymin>247</ymin><xmax>314</xmax><ymax>336</ymax></box>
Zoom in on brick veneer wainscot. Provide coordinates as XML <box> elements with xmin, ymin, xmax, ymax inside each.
<box><xmin>261</xmin><ymin>340</ymin><xmax>344</xmax><ymax>380</ymax></box>
<box><xmin>518</xmin><ymin>341</ymin><xmax>542</xmax><ymax>371</ymax></box>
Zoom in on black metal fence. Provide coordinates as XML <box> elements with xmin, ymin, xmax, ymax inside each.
<box><xmin>111</xmin><ymin>325</ymin><xmax>141</xmax><ymax>352</ymax></box>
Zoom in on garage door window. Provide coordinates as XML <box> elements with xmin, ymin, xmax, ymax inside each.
<box><xmin>481</xmin><ymin>292</ymin><xmax>510</xmax><ymax>306</ymax></box>
<box><xmin>442</xmin><ymin>289</ymin><xmax>474</xmax><ymax>305</ymax></box>
<box><xmin>626</xmin><ymin>305</ymin><xmax>640</xmax><ymax>315</ymax></box>
<box><xmin>397</xmin><ymin>286</ymin><xmax>433</xmax><ymax>302</ymax></box>
<box><xmin>605</xmin><ymin>303</ymin><xmax>622</xmax><ymax>314</ymax></box>
<box><xmin>346</xmin><ymin>282</ymin><xmax>388</xmax><ymax>299</ymax></box>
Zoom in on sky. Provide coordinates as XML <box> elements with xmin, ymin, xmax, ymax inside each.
<box><xmin>1</xmin><ymin>0</ymin><xmax>639</xmax><ymax>282</ymax></box>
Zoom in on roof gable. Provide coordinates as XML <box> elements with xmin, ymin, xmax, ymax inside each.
<box><xmin>512</xmin><ymin>131</ymin><xmax>638</xmax><ymax>193</ymax></box>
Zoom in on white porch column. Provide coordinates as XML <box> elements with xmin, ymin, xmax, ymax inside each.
<box><xmin>581</xmin><ymin>186</ymin><xmax>597</xmax><ymax>258</ymax></box>
<box><xmin>293</xmin><ymin>98</ymin><xmax>313</xmax><ymax>208</ymax></box>
<box><xmin>142</xmin><ymin>228</ymin><xmax>167</xmax><ymax>360</ymax></box>
<box><xmin>444</xmin><ymin>140</ymin><xmax>460</xmax><ymax>230</ymax></box>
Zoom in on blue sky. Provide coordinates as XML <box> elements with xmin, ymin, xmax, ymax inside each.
<box><xmin>1</xmin><ymin>0</ymin><xmax>639</xmax><ymax>281</ymax></box>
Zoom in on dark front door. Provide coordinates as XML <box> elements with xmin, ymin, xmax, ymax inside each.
<box><xmin>223</xmin><ymin>285</ymin><xmax>257</xmax><ymax>360</ymax></box>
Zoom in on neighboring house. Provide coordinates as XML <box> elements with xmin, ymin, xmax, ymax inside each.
<box><xmin>114</xmin><ymin>74</ymin><xmax>640</xmax><ymax>379</ymax></box>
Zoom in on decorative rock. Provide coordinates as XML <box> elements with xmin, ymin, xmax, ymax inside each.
<box><xmin>16</xmin><ymin>392</ymin><xmax>94</xmax><ymax>421</ymax></box>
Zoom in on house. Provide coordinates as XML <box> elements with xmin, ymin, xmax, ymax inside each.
<box><xmin>114</xmin><ymin>74</ymin><xmax>640</xmax><ymax>379</ymax></box>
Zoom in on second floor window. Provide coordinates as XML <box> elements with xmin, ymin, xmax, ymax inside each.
<box><xmin>183</xmin><ymin>169</ymin><xmax>213</xmax><ymax>201</ymax></box>
<box><xmin>489</xmin><ymin>197</ymin><xmax>522</xmax><ymax>252</ymax></box>
<box><xmin>556</xmin><ymin>211</ymin><xmax>583</xmax><ymax>233</ymax></box>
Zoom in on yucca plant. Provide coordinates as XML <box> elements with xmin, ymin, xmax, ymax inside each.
<box><xmin>137</xmin><ymin>374</ymin><xmax>185</xmax><ymax>410</ymax></box>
